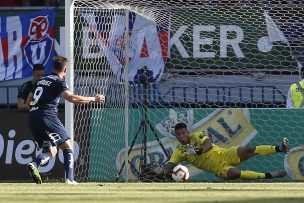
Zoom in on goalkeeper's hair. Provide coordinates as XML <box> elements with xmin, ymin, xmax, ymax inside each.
<box><xmin>174</xmin><ymin>122</ymin><xmax>188</xmax><ymax>131</ymax></box>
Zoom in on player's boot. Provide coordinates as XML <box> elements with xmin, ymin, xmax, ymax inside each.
<box><xmin>279</xmin><ymin>137</ymin><xmax>289</xmax><ymax>153</ymax></box>
<box><xmin>66</xmin><ymin>179</ymin><xmax>78</xmax><ymax>185</ymax></box>
<box><xmin>268</xmin><ymin>170</ymin><xmax>287</xmax><ymax>179</ymax></box>
<box><xmin>27</xmin><ymin>163</ymin><xmax>42</xmax><ymax>184</ymax></box>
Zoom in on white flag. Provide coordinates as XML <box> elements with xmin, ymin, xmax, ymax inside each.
<box><xmin>264</xmin><ymin>11</ymin><xmax>288</xmax><ymax>44</ymax></box>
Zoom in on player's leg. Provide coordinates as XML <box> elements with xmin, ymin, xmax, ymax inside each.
<box><xmin>27</xmin><ymin>115</ymin><xmax>57</xmax><ymax>184</ymax></box>
<box><xmin>237</xmin><ymin>137</ymin><xmax>289</xmax><ymax>162</ymax></box>
<box><xmin>226</xmin><ymin>167</ymin><xmax>265</xmax><ymax>179</ymax></box>
<box><xmin>46</xmin><ymin>115</ymin><xmax>77</xmax><ymax>184</ymax></box>
<box><xmin>224</xmin><ymin>167</ymin><xmax>287</xmax><ymax>180</ymax></box>
<box><xmin>222</xmin><ymin>147</ymin><xmax>287</xmax><ymax>180</ymax></box>
<box><xmin>32</xmin><ymin>143</ymin><xmax>57</xmax><ymax>167</ymax></box>
<box><xmin>27</xmin><ymin>145</ymin><xmax>56</xmax><ymax>184</ymax></box>
<box><xmin>58</xmin><ymin>140</ymin><xmax>75</xmax><ymax>184</ymax></box>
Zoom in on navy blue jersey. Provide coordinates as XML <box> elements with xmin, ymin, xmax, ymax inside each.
<box><xmin>18</xmin><ymin>80</ymin><xmax>33</xmax><ymax>101</ymax></box>
<box><xmin>29</xmin><ymin>73</ymin><xmax>68</xmax><ymax>115</ymax></box>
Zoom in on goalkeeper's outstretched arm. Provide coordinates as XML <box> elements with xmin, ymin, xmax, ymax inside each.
<box><xmin>153</xmin><ymin>162</ymin><xmax>177</xmax><ymax>175</ymax></box>
<box><xmin>164</xmin><ymin>162</ymin><xmax>177</xmax><ymax>174</ymax></box>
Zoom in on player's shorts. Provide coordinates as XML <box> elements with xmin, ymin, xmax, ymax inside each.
<box><xmin>214</xmin><ymin>146</ymin><xmax>241</xmax><ymax>179</ymax></box>
<box><xmin>28</xmin><ymin>114</ymin><xmax>70</xmax><ymax>149</ymax></box>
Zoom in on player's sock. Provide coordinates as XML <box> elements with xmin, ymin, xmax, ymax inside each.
<box><xmin>33</xmin><ymin>152</ymin><xmax>52</xmax><ymax>167</ymax></box>
<box><xmin>240</xmin><ymin>170</ymin><xmax>266</xmax><ymax>179</ymax></box>
<box><xmin>63</xmin><ymin>148</ymin><xmax>74</xmax><ymax>181</ymax></box>
<box><xmin>254</xmin><ymin>145</ymin><xmax>277</xmax><ymax>155</ymax></box>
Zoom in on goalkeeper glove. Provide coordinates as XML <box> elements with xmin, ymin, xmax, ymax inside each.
<box><xmin>151</xmin><ymin>163</ymin><xmax>164</xmax><ymax>175</ymax></box>
<box><xmin>183</xmin><ymin>144</ymin><xmax>203</xmax><ymax>155</ymax></box>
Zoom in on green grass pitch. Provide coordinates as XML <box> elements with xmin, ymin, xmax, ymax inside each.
<box><xmin>0</xmin><ymin>182</ymin><xmax>304</xmax><ymax>203</ymax></box>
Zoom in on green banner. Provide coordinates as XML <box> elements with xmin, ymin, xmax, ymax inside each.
<box><xmin>73</xmin><ymin>7</ymin><xmax>298</xmax><ymax>72</ymax></box>
<box><xmin>168</xmin><ymin>8</ymin><xmax>296</xmax><ymax>69</ymax></box>
<box><xmin>89</xmin><ymin>108</ymin><xmax>304</xmax><ymax>182</ymax></box>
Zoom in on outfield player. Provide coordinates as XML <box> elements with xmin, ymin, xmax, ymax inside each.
<box><xmin>25</xmin><ymin>55</ymin><xmax>105</xmax><ymax>185</ymax></box>
<box><xmin>17</xmin><ymin>64</ymin><xmax>44</xmax><ymax>109</ymax></box>
<box><xmin>153</xmin><ymin>122</ymin><xmax>288</xmax><ymax>180</ymax></box>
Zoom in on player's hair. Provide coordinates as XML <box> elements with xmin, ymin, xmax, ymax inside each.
<box><xmin>33</xmin><ymin>64</ymin><xmax>44</xmax><ymax>72</ymax></box>
<box><xmin>53</xmin><ymin>55</ymin><xmax>68</xmax><ymax>72</ymax></box>
<box><xmin>174</xmin><ymin>122</ymin><xmax>188</xmax><ymax>131</ymax></box>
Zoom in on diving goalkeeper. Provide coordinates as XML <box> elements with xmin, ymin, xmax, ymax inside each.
<box><xmin>153</xmin><ymin>122</ymin><xmax>288</xmax><ymax>180</ymax></box>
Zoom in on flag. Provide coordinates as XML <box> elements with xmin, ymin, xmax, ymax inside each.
<box><xmin>264</xmin><ymin>11</ymin><xmax>288</xmax><ymax>44</ymax></box>
<box><xmin>0</xmin><ymin>9</ymin><xmax>55</xmax><ymax>82</ymax></box>
<box><xmin>81</xmin><ymin>10</ymin><xmax>169</xmax><ymax>84</ymax></box>
<box><xmin>264</xmin><ymin>10</ymin><xmax>304</xmax><ymax>73</ymax></box>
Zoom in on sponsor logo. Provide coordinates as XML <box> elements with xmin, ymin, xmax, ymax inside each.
<box><xmin>24</xmin><ymin>15</ymin><xmax>54</xmax><ymax>69</ymax></box>
<box><xmin>0</xmin><ymin>129</ymin><xmax>79</xmax><ymax>173</ymax></box>
<box><xmin>284</xmin><ymin>146</ymin><xmax>304</xmax><ymax>181</ymax></box>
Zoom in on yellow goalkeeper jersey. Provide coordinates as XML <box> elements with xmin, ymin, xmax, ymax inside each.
<box><xmin>169</xmin><ymin>132</ymin><xmax>240</xmax><ymax>177</ymax></box>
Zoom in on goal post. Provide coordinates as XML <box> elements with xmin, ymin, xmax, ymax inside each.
<box><xmin>65</xmin><ymin>0</ymin><xmax>75</xmax><ymax>181</ymax></box>
<box><xmin>67</xmin><ymin>0</ymin><xmax>304</xmax><ymax>182</ymax></box>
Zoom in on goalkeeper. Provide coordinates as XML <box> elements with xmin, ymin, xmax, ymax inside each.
<box><xmin>153</xmin><ymin>122</ymin><xmax>288</xmax><ymax>180</ymax></box>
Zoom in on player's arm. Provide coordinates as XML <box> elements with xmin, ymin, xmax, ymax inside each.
<box><xmin>152</xmin><ymin>147</ymin><xmax>184</xmax><ymax>175</ymax></box>
<box><xmin>199</xmin><ymin>136</ymin><xmax>213</xmax><ymax>153</ymax></box>
<box><xmin>184</xmin><ymin>133</ymin><xmax>213</xmax><ymax>155</ymax></box>
<box><xmin>61</xmin><ymin>90</ymin><xmax>105</xmax><ymax>104</ymax></box>
<box><xmin>163</xmin><ymin>162</ymin><xmax>177</xmax><ymax>174</ymax></box>
<box><xmin>25</xmin><ymin>92</ymin><xmax>33</xmax><ymax>110</ymax></box>
<box><xmin>152</xmin><ymin>162</ymin><xmax>177</xmax><ymax>175</ymax></box>
<box><xmin>17</xmin><ymin>84</ymin><xmax>28</xmax><ymax>109</ymax></box>
<box><xmin>17</xmin><ymin>98</ymin><xmax>27</xmax><ymax>109</ymax></box>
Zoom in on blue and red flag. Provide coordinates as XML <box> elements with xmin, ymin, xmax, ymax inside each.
<box><xmin>81</xmin><ymin>10</ymin><xmax>169</xmax><ymax>84</ymax></box>
<box><xmin>0</xmin><ymin>9</ymin><xmax>55</xmax><ymax>82</ymax></box>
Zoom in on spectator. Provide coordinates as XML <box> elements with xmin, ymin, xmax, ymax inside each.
<box><xmin>17</xmin><ymin>64</ymin><xmax>44</xmax><ymax>109</ymax></box>
<box><xmin>286</xmin><ymin>66</ymin><xmax>304</xmax><ymax>108</ymax></box>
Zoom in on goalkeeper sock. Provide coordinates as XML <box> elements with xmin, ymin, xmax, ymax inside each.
<box><xmin>63</xmin><ymin>148</ymin><xmax>74</xmax><ymax>181</ymax></box>
<box><xmin>240</xmin><ymin>170</ymin><xmax>266</xmax><ymax>179</ymax></box>
<box><xmin>33</xmin><ymin>152</ymin><xmax>52</xmax><ymax>167</ymax></box>
<box><xmin>255</xmin><ymin>145</ymin><xmax>277</xmax><ymax>155</ymax></box>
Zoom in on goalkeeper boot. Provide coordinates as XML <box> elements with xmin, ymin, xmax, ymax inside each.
<box><xmin>268</xmin><ymin>170</ymin><xmax>287</xmax><ymax>179</ymax></box>
<box><xmin>66</xmin><ymin>179</ymin><xmax>78</xmax><ymax>185</ymax></box>
<box><xmin>27</xmin><ymin>163</ymin><xmax>42</xmax><ymax>184</ymax></box>
<box><xmin>279</xmin><ymin>137</ymin><xmax>289</xmax><ymax>154</ymax></box>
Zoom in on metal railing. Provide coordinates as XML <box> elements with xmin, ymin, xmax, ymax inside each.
<box><xmin>0</xmin><ymin>86</ymin><xmax>20</xmax><ymax>109</ymax></box>
<box><xmin>0</xmin><ymin>84</ymin><xmax>287</xmax><ymax>109</ymax></box>
<box><xmin>130</xmin><ymin>84</ymin><xmax>287</xmax><ymax>107</ymax></box>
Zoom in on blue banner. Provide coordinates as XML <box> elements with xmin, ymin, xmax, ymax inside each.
<box><xmin>0</xmin><ymin>9</ymin><xmax>55</xmax><ymax>82</ymax></box>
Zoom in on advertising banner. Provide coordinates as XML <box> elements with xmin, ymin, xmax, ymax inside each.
<box><xmin>89</xmin><ymin>108</ymin><xmax>304</xmax><ymax>181</ymax></box>
<box><xmin>0</xmin><ymin>110</ymin><xmax>79</xmax><ymax>181</ymax></box>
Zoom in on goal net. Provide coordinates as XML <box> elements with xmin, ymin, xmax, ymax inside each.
<box><xmin>69</xmin><ymin>0</ymin><xmax>304</xmax><ymax>182</ymax></box>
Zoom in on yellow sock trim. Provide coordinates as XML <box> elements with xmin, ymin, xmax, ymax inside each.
<box><xmin>255</xmin><ymin>145</ymin><xmax>276</xmax><ymax>155</ymax></box>
<box><xmin>240</xmin><ymin>170</ymin><xmax>266</xmax><ymax>179</ymax></box>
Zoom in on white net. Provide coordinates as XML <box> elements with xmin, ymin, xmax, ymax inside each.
<box><xmin>71</xmin><ymin>0</ymin><xmax>304</xmax><ymax>182</ymax></box>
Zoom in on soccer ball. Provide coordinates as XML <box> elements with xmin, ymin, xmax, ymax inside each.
<box><xmin>172</xmin><ymin>165</ymin><xmax>190</xmax><ymax>182</ymax></box>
